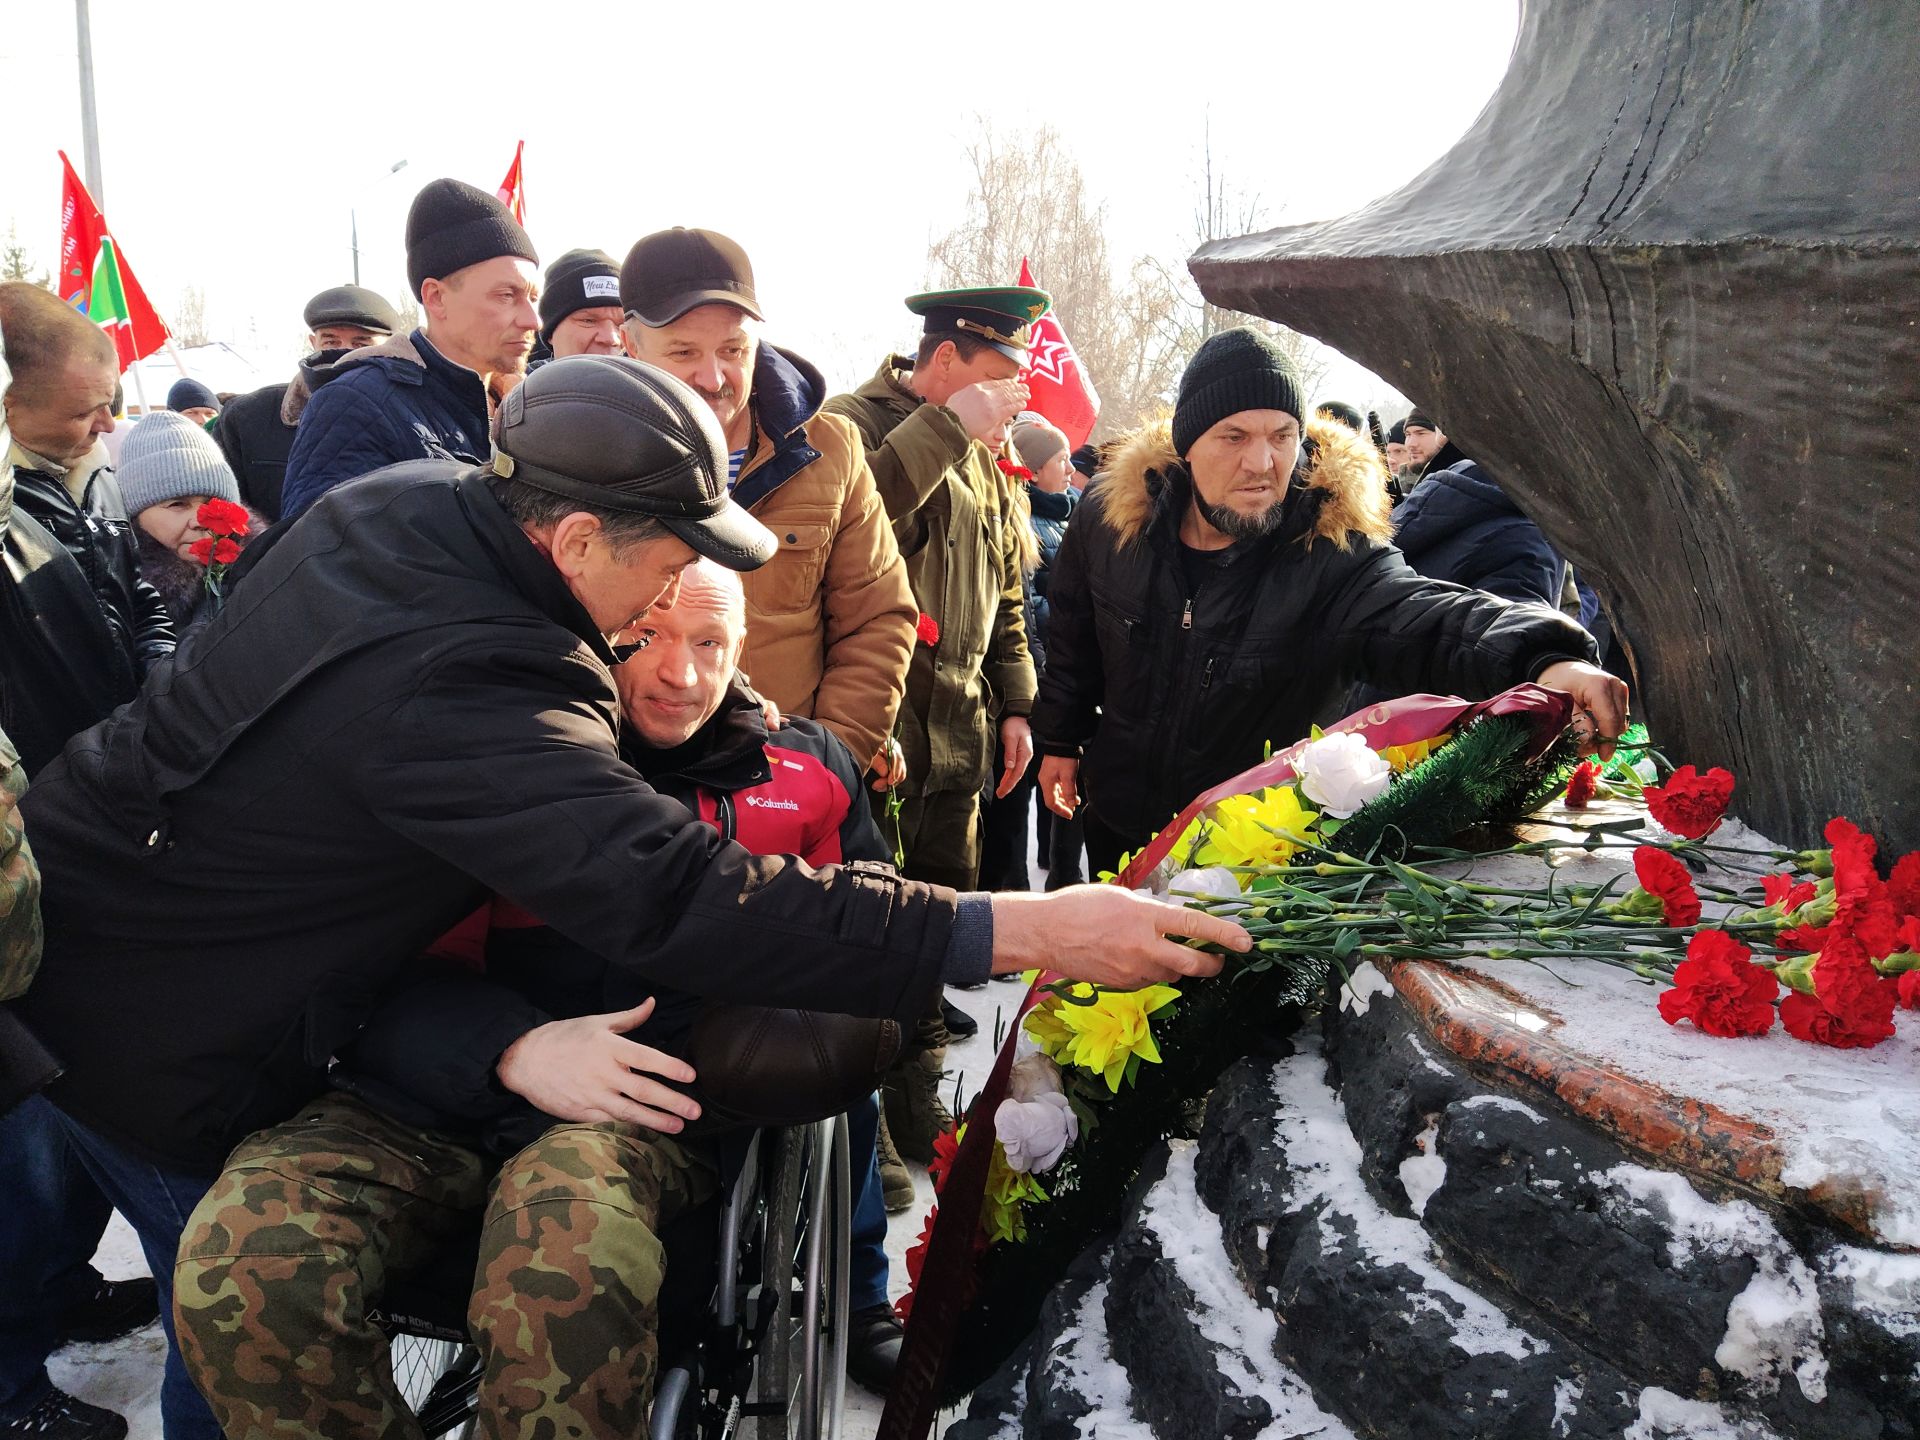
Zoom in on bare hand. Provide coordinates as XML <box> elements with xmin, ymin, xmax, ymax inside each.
<box><xmin>996</xmin><ymin>716</ymin><xmax>1034</xmax><ymax>799</ymax></box>
<box><xmin>1536</xmin><ymin>660</ymin><xmax>1631</xmax><ymax>760</ymax></box>
<box><xmin>988</xmin><ymin>886</ymin><xmax>1250</xmax><ymax>989</ymax></box>
<box><xmin>946</xmin><ymin>378</ymin><xmax>1030</xmax><ymax>445</ymax></box>
<box><xmin>1037</xmin><ymin>755</ymin><xmax>1080</xmax><ymax>819</ymax></box>
<box><xmin>869</xmin><ymin>736</ymin><xmax>907</xmax><ymax>793</ymax></box>
<box><xmin>495</xmin><ymin>998</ymin><xmax>702</xmax><ymax>1132</ymax></box>
<box><xmin>759</xmin><ymin>695</ymin><xmax>782</xmax><ymax>730</ymax></box>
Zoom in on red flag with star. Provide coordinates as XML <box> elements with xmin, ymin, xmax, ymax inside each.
<box><xmin>57</xmin><ymin>151</ymin><xmax>171</xmax><ymax>370</ymax></box>
<box><xmin>1016</xmin><ymin>257</ymin><xmax>1099</xmax><ymax>449</ymax></box>
<box><xmin>495</xmin><ymin>140</ymin><xmax>527</xmax><ymax>224</ymax></box>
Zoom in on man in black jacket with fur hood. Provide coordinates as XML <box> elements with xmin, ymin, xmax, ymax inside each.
<box><xmin>1033</xmin><ymin>328</ymin><xmax>1627</xmax><ymax>874</ymax></box>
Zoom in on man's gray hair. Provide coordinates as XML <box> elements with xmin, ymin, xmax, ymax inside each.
<box><xmin>486</xmin><ymin>472</ymin><xmax>674</xmax><ymax>557</ymax></box>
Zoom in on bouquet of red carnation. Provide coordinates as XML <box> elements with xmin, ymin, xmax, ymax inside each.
<box><xmin>189</xmin><ymin>498</ymin><xmax>251</xmax><ymax>604</ymax></box>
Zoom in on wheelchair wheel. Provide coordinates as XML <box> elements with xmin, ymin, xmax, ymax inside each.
<box><xmin>751</xmin><ymin>1118</ymin><xmax>850</xmax><ymax>1440</ymax></box>
<box><xmin>753</xmin><ymin>1124</ymin><xmax>808</xmax><ymax>1438</ymax></box>
<box><xmin>389</xmin><ymin>1335</ymin><xmax>481</xmax><ymax>1438</ymax></box>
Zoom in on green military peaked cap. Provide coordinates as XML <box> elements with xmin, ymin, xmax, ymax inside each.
<box><xmin>904</xmin><ymin>285</ymin><xmax>1053</xmax><ymax>363</ymax></box>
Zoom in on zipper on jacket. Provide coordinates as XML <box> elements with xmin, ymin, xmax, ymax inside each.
<box><xmin>716</xmin><ymin>792</ymin><xmax>737</xmax><ymax>844</ymax></box>
<box><xmin>1181</xmin><ymin>596</ymin><xmax>1194</xmax><ymax>630</ymax></box>
<box><xmin>1202</xmin><ymin>657</ymin><xmax>1215</xmax><ymax>689</ymax></box>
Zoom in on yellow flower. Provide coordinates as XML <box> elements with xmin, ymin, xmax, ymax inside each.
<box><xmin>1189</xmin><ymin>786</ymin><xmax>1320</xmax><ymax>868</ymax></box>
<box><xmin>1381</xmin><ymin>732</ymin><xmax>1450</xmax><ymax>774</ymax></box>
<box><xmin>1027</xmin><ymin>982</ymin><xmax>1180</xmax><ymax>1092</ymax></box>
<box><xmin>981</xmin><ymin>1142</ymin><xmax>1048</xmax><ymax>1244</ymax></box>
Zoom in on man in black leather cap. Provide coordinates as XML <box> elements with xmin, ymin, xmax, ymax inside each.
<box><xmin>213</xmin><ymin>284</ymin><xmax>401</xmax><ymax>520</ymax></box>
<box><xmin>14</xmin><ymin>356</ymin><xmax>1246</xmax><ymax>1438</ymax></box>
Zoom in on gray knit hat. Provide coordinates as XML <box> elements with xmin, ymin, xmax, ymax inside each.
<box><xmin>117</xmin><ymin>411</ymin><xmax>240</xmax><ymax>516</ymax></box>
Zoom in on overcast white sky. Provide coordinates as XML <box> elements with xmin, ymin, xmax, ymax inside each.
<box><xmin>4</xmin><ymin>0</ymin><xmax>1518</xmax><ymax>409</ymax></box>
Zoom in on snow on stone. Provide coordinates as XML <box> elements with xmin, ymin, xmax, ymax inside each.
<box><xmin>1268</xmin><ymin>1038</ymin><xmax>1548</xmax><ymax>1361</ymax></box>
<box><xmin>1338</xmin><ymin>959</ymin><xmax>1396</xmax><ymax>1016</ymax></box>
<box><xmin>1051</xmin><ymin>1281</ymin><xmax>1158</xmax><ymax>1440</ymax></box>
<box><xmin>1595</xmin><ymin>1164</ymin><xmax>1827</xmax><ymax>1402</ymax></box>
<box><xmin>1622</xmin><ymin>1386</ymin><xmax>1784</xmax><ymax>1440</ymax></box>
<box><xmin>1457</xmin><ymin>1093</ymin><xmax>1549</xmax><ymax>1124</ymax></box>
<box><xmin>1140</xmin><ymin>1141</ymin><xmax>1360</xmax><ymax>1440</ymax></box>
<box><xmin>1442</xmin><ymin>815</ymin><xmax>1920</xmax><ymax>1248</ymax></box>
<box><xmin>1822</xmin><ymin>1245</ymin><xmax>1920</xmax><ymax>1344</ymax></box>
<box><xmin>1398</xmin><ymin>1117</ymin><xmax>1446</xmax><ymax>1217</ymax></box>
<box><xmin>1550</xmin><ymin>1376</ymin><xmax>1582</xmax><ymax>1436</ymax></box>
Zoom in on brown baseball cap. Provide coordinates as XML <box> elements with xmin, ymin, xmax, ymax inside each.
<box><xmin>619</xmin><ymin>227</ymin><xmax>765</xmax><ymax>327</ymax></box>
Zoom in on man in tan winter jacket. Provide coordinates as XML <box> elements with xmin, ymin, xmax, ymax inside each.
<box><xmin>618</xmin><ymin>229</ymin><xmax>915</xmax><ymax>769</ymax></box>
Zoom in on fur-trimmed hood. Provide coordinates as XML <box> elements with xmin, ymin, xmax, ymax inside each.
<box><xmin>1096</xmin><ymin>415</ymin><xmax>1394</xmax><ymax>551</ymax></box>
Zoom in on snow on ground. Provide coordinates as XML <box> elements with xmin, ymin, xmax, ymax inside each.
<box><xmin>1621</xmin><ymin>1386</ymin><xmax>1784</xmax><ymax>1440</ymax></box>
<box><xmin>1593</xmin><ymin>1165</ymin><xmax>1826</xmax><ymax>1402</ymax></box>
<box><xmin>1444</xmin><ymin>809</ymin><xmax>1920</xmax><ymax>1248</ymax></box>
<box><xmin>1140</xmin><ymin>1141</ymin><xmax>1360</xmax><ymax>1439</ymax></box>
<box><xmin>1268</xmin><ymin>1036</ymin><xmax>1549</xmax><ymax>1363</ymax></box>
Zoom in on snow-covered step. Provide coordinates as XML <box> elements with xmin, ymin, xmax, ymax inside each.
<box><xmin>1327</xmin><ymin>965</ymin><xmax>1920</xmax><ymax>1436</ymax></box>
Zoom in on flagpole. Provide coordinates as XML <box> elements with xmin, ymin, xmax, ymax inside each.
<box><xmin>74</xmin><ymin>0</ymin><xmax>105</xmax><ymax>207</ymax></box>
<box><xmin>126</xmin><ymin>357</ymin><xmax>151</xmax><ymax>416</ymax></box>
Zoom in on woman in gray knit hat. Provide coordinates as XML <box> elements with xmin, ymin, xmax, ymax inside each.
<box><xmin>119</xmin><ymin>411</ymin><xmax>259</xmax><ymax>624</ymax></box>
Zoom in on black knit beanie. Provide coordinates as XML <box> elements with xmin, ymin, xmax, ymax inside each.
<box><xmin>405</xmin><ymin>178</ymin><xmax>538</xmax><ymax>299</ymax></box>
<box><xmin>538</xmin><ymin>248</ymin><xmax>621</xmax><ymax>339</ymax></box>
<box><xmin>1170</xmin><ymin>327</ymin><xmax>1305</xmax><ymax>457</ymax></box>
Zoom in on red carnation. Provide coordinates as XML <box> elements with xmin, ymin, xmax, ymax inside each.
<box><xmin>1827</xmin><ymin>817</ymin><xmax>1899</xmax><ymax>958</ymax></box>
<box><xmin>1564</xmin><ymin>761</ymin><xmax>1598</xmax><ymax>809</ymax></box>
<box><xmin>1779</xmin><ymin>922</ymin><xmax>1830</xmax><ymax>953</ymax></box>
<box><xmin>212</xmin><ymin>537</ymin><xmax>241</xmax><ymax>565</ymax></box>
<box><xmin>195</xmin><ymin>497</ymin><xmax>251</xmax><ymax>539</ymax></box>
<box><xmin>1644</xmin><ymin>765</ymin><xmax>1734</xmax><ymax>839</ymax></box>
<box><xmin>1782</xmin><ymin>933</ymin><xmax>1899</xmax><ymax>1048</ymax></box>
<box><xmin>915</xmin><ymin>612</ymin><xmax>941</xmax><ymax>648</ymax></box>
<box><xmin>995</xmin><ymin>457</ymin><xmax>1033</xmax><ymax>482</ymax></box>
<box><xmin>1633</xmin><ymin>846</ymin><xmax>1702</xmax><ymax>927</ymax></box>
<box><xmin>1897</xmin><ymin>971</ymin><xmax>1920</xmax><ymax>1011</ymax></box>
<box><xmin>1760</xmin><ymin>873</ymin><xmax>1817</xmax><ymax>914</ymax></box>
<box><xmin>1657</xmin><ymin>930</ymin><xmax>1778</xmax><ymax>1037</ymax></box>
<box><xmin>188</xmin><ymin>536</ymin><xmax>215</xmax><ymax>566</ymax></box>
<box><xmin>1888</xmin><ymin>852</ymin><xmax>1920</xmax><ymax>920</ymax></box>
<box><xmin>1780</xmin><ymin>985</ymin><xmax>1898</xmax><ymax>1049</ymax></box>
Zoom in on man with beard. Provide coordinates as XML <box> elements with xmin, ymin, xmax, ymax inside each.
<box><xmin>1401</xmin><ymin>407</ymin><xmax>1470</xmax><ymax>484</ymax></box>
<box><xmin>280</xmin><ymin>179</ymin><xmax>538</xmax><ymax>520</ymax></box>
<box><xmin>1032</xmin><ymin>327</ymin><xmax>1628</xmax><ymax>874</ymax></box>
<box><xmin>214</xmin><ymin>286</ymin><xmax>400</xmax><ymax>521</ymax></box>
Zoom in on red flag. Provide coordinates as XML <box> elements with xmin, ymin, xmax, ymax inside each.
<box><xmin>57</xmin><ymin>151</ymin><xmax>171</xmax><ymax>370</ymax></box>
<box><xmin>1016</xmin><ymin>257</ymin><xmax>1099</xmax><ymax>449</ymax></box>
<box><xmin>495</xmin><ymin>141</ymin><xmax>527</xmax><ymax>225</ymax></box>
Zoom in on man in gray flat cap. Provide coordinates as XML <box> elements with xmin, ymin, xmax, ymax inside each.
<box><xmin>214</xmin><ymin>284</ymin><xmax>402</xmax><ymax>520</ymax></box>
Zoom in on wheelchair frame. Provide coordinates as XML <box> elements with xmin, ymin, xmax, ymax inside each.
<box><xmin>383</xmin><ymin>1114</ymin><xmax>851</xmax><ymax>1440</ymax></box>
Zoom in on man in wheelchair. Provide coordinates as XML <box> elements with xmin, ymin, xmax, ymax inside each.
<box><xmin>173</xmin><ymin>560</ymin><xmax>905</xmax><ymax>1437</ymax></box>
<box><xmin>13</xmin><ymin>357</ymin><xmax>1246</xmax><ymax>1440</ymax></box>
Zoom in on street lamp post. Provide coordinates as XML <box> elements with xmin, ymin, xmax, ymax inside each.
<box><xmin>350</xmin><ymin>159</ymin><xmax>410</xmax><ymax>286</ymax></box>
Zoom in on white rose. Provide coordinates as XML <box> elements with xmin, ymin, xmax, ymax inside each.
<box><xmin>1166</xmin><ymin>866</ymin><xmax>1243</xmax><ymax>905</ymax></box>
<box><xmin>1009</xmin><ymin>1051</ymin><xmax>1065</xmax><ymax>1103</ymax></box>
<box><xmin>1295</xmin><ymin>732</ymin><xmax>1393</xmax><ymax>818</ymax></box>
<box><xmin>994</xmin><ymin>1092</ymin><xmax>1079</xmax><ymax>1174</ymax></box>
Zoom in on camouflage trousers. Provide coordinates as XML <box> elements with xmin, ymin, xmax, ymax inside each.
<box><xmin>172</xmin><ymin>1091</ymin><xmax>715</xmax><ymax>1439</ymax></box>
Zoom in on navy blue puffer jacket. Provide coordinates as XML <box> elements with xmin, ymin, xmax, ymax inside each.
<box><xmin>1391</xmin><ymin>461</ymin><xmax>1562</xmax><ymax>606</ymax></box>
<box><xmin>280</xmin><ymin>330</ymin><xmax>498</xmax><ymax>521</ymax></box>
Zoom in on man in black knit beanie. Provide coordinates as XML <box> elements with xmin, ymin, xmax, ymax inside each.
<box><xmin>1030</xmin><ymin>326</ymin><xmax>1629</xmax><ymax>874</ymax></box>
<box><xmin>280</xmin><ymin>178</ymin><xmax>540</xmax><ymax>520</ymax></box>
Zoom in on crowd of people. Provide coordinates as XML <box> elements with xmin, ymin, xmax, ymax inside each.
<box><xmin>0</xmin><ymin>175</ymin><xmax>1627</xmax><ymax>1440</ymax></box>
